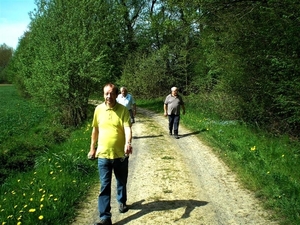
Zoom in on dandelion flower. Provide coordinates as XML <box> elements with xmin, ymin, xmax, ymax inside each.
<box><xmin>7</xmin><ymin>215</ymin><xmax>13</xmax><ymax>219</ymax></box>
<box><xmin>54</xmin><ymin>198</ymin><xmax>58</xmax><ymax>201</ymax></box>
<box><xmin>29</xmin><ymin>198</ymin><xmax>33</xmax><ymax>201</ymax></box>
<box><xmin>17</xmin><ymin>222</ymin><xmax>21</xmax><ymax>225</ymax></box>
<box><xmin>40</xmin><ymin>198</ymin><xmax>44</xmax><ymax>202</ymax></box>
<box><xmin>39</xmin><ymin>215</ymin><xmax>44</xmax><ymax>220</ymax></box>
<box><xmin>18</xmin><ymin>179</ymin><xmax>21</xmax><ymax>182</ymax></box>
<box><xmin>282</xmin><ymin>154</ymin><xmax>285</xmax><ymax>157</ymax></box>
<box><xmin>250</xmin><ymin>146</ymin><xmax>256</xmax><ymax>151</ymax></box>
<box><xmin>50</xmin><ymin>171</ymin><xmax>54</xmax><ymax>175</ymax></box>
<box><xmin>29</xmin><ymin>208</ymin><xmax>36</xmax><ymax>213</ymax></box>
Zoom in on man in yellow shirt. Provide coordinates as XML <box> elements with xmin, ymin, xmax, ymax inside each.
<box><xmin>88</xmin><ymin>83</ymin><xmax>132</xmax><ymax>225</ymax></box>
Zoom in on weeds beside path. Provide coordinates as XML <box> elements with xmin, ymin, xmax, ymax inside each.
<box><xmin>71</xmin><ymin>108</ymin><xmax>278</xmax><ymax>225</ymax></box>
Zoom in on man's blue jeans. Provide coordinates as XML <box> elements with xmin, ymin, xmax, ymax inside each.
<box><xmin>168</xmin><ymin>114</ymin><xmax>180</xmax><ymax>135</ymax></box>
<box><xmin>97</xmin><ymin>157</ymin><xmax>128</xmax><ymax>220</ymax></box>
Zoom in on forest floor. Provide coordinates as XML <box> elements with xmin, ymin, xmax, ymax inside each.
<box><xmin>71</xmin><ymin>108</ymin><xmax>279</xmax><ymax>225</ymax></box>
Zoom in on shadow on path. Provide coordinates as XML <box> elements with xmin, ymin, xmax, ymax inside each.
<box><xmin>114</xmin><ymin>199</ymin><xmax>208</xmax><ymax>225</ymax></box>
<box><xmin>133</xmin><ymin>134</ymin><xmax>163</xmax><ymax>139</ymax></box>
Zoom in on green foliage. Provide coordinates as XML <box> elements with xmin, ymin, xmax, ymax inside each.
<box><xmin>6</xmin><ymin>0</ymin><xmax>300</xmax><ymax>136</ymax></box>
<box><xmin>0</xmin><ymin>44</ymin><xmax>13</xmax><ymax>83</ymax></box>
<box><xmin>0</xmin><ymin>122</ymin><xmax>97</xmax><ymax>225</ymax></box>
<box><xmin>0</xmin><ymin>86</ymin><xmax>70</xmax><ymax>184</ymax></box>
<box><xmin>0</xmin><ymin>85</ymin><xmax>96</xmax><ymax>224</ymax></box>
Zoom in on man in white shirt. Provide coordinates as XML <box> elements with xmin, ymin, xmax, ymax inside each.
<box><xmin>117</xmin><ymin>87</ymin><xmax>136</xmax><ymax>124</ymax></box>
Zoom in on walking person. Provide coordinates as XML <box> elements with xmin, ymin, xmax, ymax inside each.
<box><xmin>164</xmin><ymin>87</ymin><xmax>185</xmax><ymax>139</ymax></box>
<box><xmin>116</xmin><ymin>86</ymin><xmax>137</xmax><ymax>124</ymax></box>
<box><xmin>88</xmin><ymin>83</ymin><xmax>133</xmax><ymax>225</ymax></box>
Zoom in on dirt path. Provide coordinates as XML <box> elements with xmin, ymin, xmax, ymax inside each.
<box><xmin>72</xmin><ymin>108</ymin><xmax>278</xmax><ymax>225</ymax></box>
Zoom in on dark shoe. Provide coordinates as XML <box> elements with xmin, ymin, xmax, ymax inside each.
<box><xmin>169</xmin><ymin>132</ymin><xmax>172</xmax><ymax>135</ymax></box>
<box><xmin>174</xmin><ymin>135</ymin><xmax>179</xmax><ymax>139</ymax></box>
<box><xmin>94</xmin><ymin>218</ymin><xmax>112</xmax><ymax>225</ymax></box>
<box><xmin>119</xmin><ymin>203</ymin><xmax>129</xmax><ymax>213</ymax></box>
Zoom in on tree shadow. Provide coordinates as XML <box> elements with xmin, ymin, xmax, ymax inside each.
<box><xmin>179</xmin><ymin>130</ymin><xmax>206</xmax><ymax>138</ymax></box>
<box><xmin>133</xmin><ymin>135</ymin><xmax>163</xmax><ymax>139</ymax></box>
<box><xmin>114</xmin><ymin>199</ymin><xmax>208</xmax><ymax>224</ymax></box>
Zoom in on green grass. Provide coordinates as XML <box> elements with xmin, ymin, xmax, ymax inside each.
<box><xmin>0</xmin><ymin>86</ymin><xmax>98</xmax><ymax>224</ymax></box>
<box><xmin>136</xmin><ymin>97</ymin><xmax>300</xmax><ymax>225</ymax></box>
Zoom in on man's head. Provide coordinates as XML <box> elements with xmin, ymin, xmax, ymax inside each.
<box><xmin>120</xmin><ymin>87</ymin><xmax>128</xmax><ymax>97</ymax></box>
<box><xmin>103</xmin><ymin>83</ymin><xmax>118</xmax><ymax>107</ymax></box>
<box><xmin>171</xmin><ymin>87</ymin><xmax>178</xmax><ymax>96</ymax></box>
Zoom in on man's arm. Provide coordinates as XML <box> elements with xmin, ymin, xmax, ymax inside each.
<box><xmin>133</xmin><ymin>103</ymin><xmax>137</xmax><ymax>116</ymax></box>
<box><xmin>124</xmin><ymin>126</ymin><xmax>133</xmax><ymax>154</ymax></box>
<box><xmin>88</xmin><ymin>127</ymin><xmax>99</xmax><ymax>159</ymax></box>
<box><xmin>164</xmin><ymin>104</ymin><xmax>168</xmax><ymax>116</ymax></box>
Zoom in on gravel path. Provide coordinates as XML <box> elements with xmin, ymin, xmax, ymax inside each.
<box><xmin>71</xmin><ymin>108</ymin><xmax>278</xmax><ymax>225</ymax></box>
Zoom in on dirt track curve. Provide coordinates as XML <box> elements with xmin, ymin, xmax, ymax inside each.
<box><xmin>71</xmin><ymin>108</ymin><xmax>278</xmax><ymax>225</ymax></box>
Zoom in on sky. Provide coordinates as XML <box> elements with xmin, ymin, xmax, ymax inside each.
<box><xmin>0</xmin><ymin>0</ymin><xmax>36</xmax><ymax>49</ymax></box>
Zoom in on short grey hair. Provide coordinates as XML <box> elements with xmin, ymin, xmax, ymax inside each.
<box><xmin>171</xmin><ymin>87</ymin><xmax>178</xmax><ymax>91</ymax></box>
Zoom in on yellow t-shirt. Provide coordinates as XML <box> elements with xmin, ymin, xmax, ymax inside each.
<box><xmin>92</xmin><ymin>102</ymin><xmax>131</xmax><ymax>159</ymax></box>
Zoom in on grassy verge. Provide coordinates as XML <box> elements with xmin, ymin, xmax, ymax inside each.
<box><xmin>137</xmin><ymin>98</ymin><xmax>300</xmax><ymax>225</ymax></box>
<box><xmin>0</xmin><ymin>86</ymin><xmax>98</xmax><ymax>225</ymax></box>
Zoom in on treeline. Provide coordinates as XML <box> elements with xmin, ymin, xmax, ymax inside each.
<box><xmin>3</xmin><ymin>0</ymin><xmax>300</xmax><ymax>137</ymax></box>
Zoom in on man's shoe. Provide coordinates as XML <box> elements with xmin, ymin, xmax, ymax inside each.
<box><xmin>119</xmin><ymin>203</ymin><xmax>129</xmax><ymax>213</ymax></box>
<box><xmin>174</xmin><ymin>135</ymin><xmax>179</xmax><ymax>139</ymax></box>
<box><xmin>169</xmin><ymin>132</ymin><xmax>172</xmax><ymax>135</ymax></box>
<box><xmin>94</xmin><ymin>218</ymin><xmax>112</xmax><ymax>225</ymax></box>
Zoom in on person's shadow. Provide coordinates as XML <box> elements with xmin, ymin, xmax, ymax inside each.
<box><xmin>114</xmin><ymin>199</ymin><xmax>208</xmax><ymax>224</ymax></box>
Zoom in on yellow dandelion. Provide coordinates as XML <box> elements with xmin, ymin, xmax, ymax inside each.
<box><xmin>40</xmin><ymin>198</ymin><xmax>44</xmax><ymax>202</ymax></box>
<box><xmin>54</xmin><ymin>198</ymin><xmax>58</xmax><ymax>201</ymax></box>
<box><xmin>23</xmin><ymin>193</ymin><xmax>26</xmax><ymax>197</ymax></box>
<box><xmin>29</xmin><ymin>208</ymin><xmax>36</xmax><ymax>213</ymax></box>
<box><xmin>73</xmin><ymin>180</ymin><xmax>76</xmax><ymax>183</ymax></box>
<box><xmin>38</xmin><ymin>215</ymin><xmax>44</xmax><ymax>220</ymax></box>
<box><xmin>29</xmin><ymin>198</ymin><xmax>33</xmax><ymax>201</ymax></box>
<box><xmin>7</xmin><ymin>215</ymin><xmax>13</xmax><ymax>219</ymax></box>
<box><xmin>50</xmin><ymin>171</ymin><xmax>54</xmax><ymax>175</ymax></box>
<box><xmin>267</xmin><ymin>171</ymin><xmax>270</xmax><ymax>174</ymax></box>
<box><xmin>282</xmin><ymin>154</ymin><xmax>285</xmax><ymax>157</ymax></box>
<box><xmin>14</xmin><ymin>205</ymin><xmax>18</xmax><ymax>209</ymax></box>
<box><xmin>250</xmin><ymin>146</ymin><xmax>256</xmax><ymax>151</ymax></box>
<box><xmin>23</xmin><ymin>205</ymin><xmax>28</xmax><ymax>208</ymax></box>
<box><xmin>2</xmin><ymin>222</ymin><xmax>7</xmax><ymax>225</ymax></box>
<box><xmin>17</xmin><ymin>222</ymin><xmax>21</xmax><ymax>225</ymax></box>
<box><xmin>34</xmin><ymin>172</ymin><xmax>37</xmax><ymax>174</ymax></box>
<box><xmin>1</xmin><ymin>209</ymin><xmax>4</xmax><ymax>212</ymax></box>
<box><xmin>49</xmin><ymin>194</ymin><xmax>53</xmax><ymax>198</ymax></box>
<box><xmin>18</xmin><ymin>179</ymin><xmax>21</xmax><ymax>182</ymax></box>
<box><xmin>17</xmin><ymin>216</ymin><xmax>22</xmax><ymax>220</ymax></box>
<box><xmin>11</xmin><ymin>191</ymin><xmax>16</xmax><ymax>195</ymax></box>
<box><xmin>39</xmin><ymin>188</ymin><xmax>43</xmax><ymax>192</ymax></box>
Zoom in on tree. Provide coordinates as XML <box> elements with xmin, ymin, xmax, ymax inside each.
<box><xmin>0</xmin><ymin>44</ymin><xmax>13</xmax><ymax>83</ymax></box>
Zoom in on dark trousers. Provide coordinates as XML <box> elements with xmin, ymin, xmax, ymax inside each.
<box><xmin>168</xmin><ymin>114</ymin><xmax>180</xmax><ymax>135</ymax></box>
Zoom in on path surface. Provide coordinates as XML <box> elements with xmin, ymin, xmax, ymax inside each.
<box><xmin>71</xmin><ymin>108</ymin><xmax>278</xmax><ymax>225</ymax></box>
